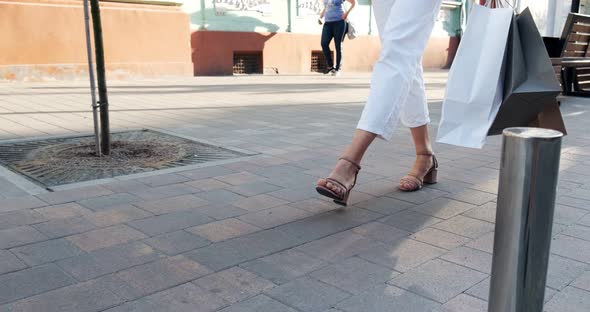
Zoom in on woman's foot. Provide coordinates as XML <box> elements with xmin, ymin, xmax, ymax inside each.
<box><xmin>399</xmin><ymin>154</ymin><xmax>438</xmax><ymax>192</ymax></box>
<box><xmin>316</xmin><ymin>157</ymin><xmax>361</xmax><ymax>205</ymax></box>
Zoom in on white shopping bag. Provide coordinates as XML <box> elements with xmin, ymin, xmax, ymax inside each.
<box><xmin>436</xmin><ymin>4</ymin><xmax>514</xmax><ymax>149</ymax></box>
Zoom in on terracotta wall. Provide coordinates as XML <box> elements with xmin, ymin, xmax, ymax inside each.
<box><xmin>0</xmin><ymin>0</ymin><xmax>192</xmax><ymax>81</ymax></box>
<box><xmin>0</xmin><ymin>0</ymin><xmax>454</xmax><ymax>79</ymax></box>
<box><xmin>192</xmin><ymin>31</ymin><xmax>453</xmax><ymax>76</ymax></box>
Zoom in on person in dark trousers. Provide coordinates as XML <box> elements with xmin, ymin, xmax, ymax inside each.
<box><xmin>319</xmin><ymin>0</ymin><xmax>356</xmax><ymax>76</ymax></box>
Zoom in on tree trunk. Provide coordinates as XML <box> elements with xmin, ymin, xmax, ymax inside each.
<box><xmin>90</xmin><ymin>0</ymin><xmax>111</xmax><ymax>155</ymax></box>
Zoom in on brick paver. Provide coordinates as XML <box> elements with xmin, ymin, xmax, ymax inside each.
<box><xmin>0</xmin><ymin>210</ymin><xmax>47</xmax><ymax>231</ymax></box>
<box><xmin>193</xmin><ymin>267</ymin><xmax>275</xmax><ymax>304</ymax></box>
<box><xmin>241</xmin><ymin>249</ymin><xmax>327</xmax><ymax>285</ymax></box>
<box><xmin>0</xmin><ymin>72</ymin><xmax>590</xmax><ymax>311</ymax></box>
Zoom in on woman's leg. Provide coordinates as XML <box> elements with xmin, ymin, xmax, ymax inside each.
<box><xmin>316</xmin><ymin>0</ymin><xmax>395</xmax><ymax>195</ymax></box>
<box><xmin>334</xmin><ymin>20</ymin><xmax>347</xmax><ymax>71</ymax></box>
<box><xmin>356</xmin><ymin>0</ymin><xmax>443</xmax><ymax>140</ymax></box>
<box><xmin>317</xmin><ymin>129</ymin><xmax>376</xmax><ymax>195</ymax></box>
<box><xmin>406</xmin><ymin>125</ymin><xmax>434</xmax><ymax>172</ymax></box>
<box><xmin>317</xmin><ymin>0</ymin><xmax>443</xmax><ymax>197</ymax></box>
<box><xmin>321</xmin><ymin>23</ymin><xmax>335</xmax><ymax>71</ymax></box>
<box><xmin>372</xmin><ymin>0</ymin><xmax>395</xmax><ymax>42</ymax></box>
<box><xmin>399</xmin><ymin>60</ymin><xmax>435</xmax><ymax>188</ymax></box>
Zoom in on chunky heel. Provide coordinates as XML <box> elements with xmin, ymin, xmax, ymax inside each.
<box><xmin>423</xmin><ymin>155</ymin><xmax>438</xmax><ymax>184</ymax></box>
<box><xmin>423</xmin><ymin>169</ymin><xmax>437</xmax><ymax>184</ymax></box>
<box><xmin>399</xmin><ymin>154</ymin><xmax>438</xmax><ymax>192</ymax></box>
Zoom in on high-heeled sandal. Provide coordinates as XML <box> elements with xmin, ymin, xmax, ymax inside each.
<box><xmin>399</xmin><ymin>154</ymin><xmax>438</xmax><ymax>192</ymax></box>
<box><xmin>315</xmin><ymin>157</ymin><xmax>361</xmax><ymax>206</ymax></box>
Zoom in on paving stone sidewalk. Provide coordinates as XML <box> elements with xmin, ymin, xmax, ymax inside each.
<box><xmin>0</xmin><ymin>72</ymin><xmax>589</xmax><ymax>311</ymax></box>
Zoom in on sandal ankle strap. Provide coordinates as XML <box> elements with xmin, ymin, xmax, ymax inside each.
<box><xmin>339</xmin><ymin>157</ymin><xmax>361</xmax><ymax>171</ymax></box>
<box><xmin>415</xmin><ymin>154</ymin><xmax>438</xmax><ymax>169</ymax></box>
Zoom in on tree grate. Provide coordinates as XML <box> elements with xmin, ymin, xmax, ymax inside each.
<box><xmin>0</xmin><ymin>130</ymin><xmax>255</xmax><ymax>189</ymax></box>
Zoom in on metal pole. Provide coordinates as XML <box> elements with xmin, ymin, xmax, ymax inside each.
<box><xmin>83</xmin><ymin>0</ymin><xmax>101</xmax><ymax>157</ymax></box>
<box><xmin>488</xmin><ymin>127</ymin><xmax>563</xmax><ymax>312</ymax></box>
<box><xmin>90</xmin><ymin>0</ymin><xmax>111</xmax><ymax>155</ymax></box>
<box><xmin>287</xmin><ymin>0</ymin><xmax>292</xmax><ymax>32</ymax></box>
<box><xmin>199</xmin><ymin>0</ymin><xmax>206</xmax><ymax>30</ymax></box>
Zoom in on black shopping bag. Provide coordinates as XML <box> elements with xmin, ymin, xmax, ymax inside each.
<box><xmin>488</xmin><ymin>8</ymin><xmax>566</xmax><ymax>135</ymax></box>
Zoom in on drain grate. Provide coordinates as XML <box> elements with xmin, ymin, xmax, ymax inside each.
<box><xmin>233</xmin><ymin>52</ymin><xmax>263</xmax><ymax>74</ymax></box>
<box><xmin>0</xmin><ymin>130</ymin><xmax>255</xmax><ymax>188</ymax></box>
<box><xmin>311</xmin><ymin>50</ymin><xmax>332</xmax><ymax>73</ymax></box>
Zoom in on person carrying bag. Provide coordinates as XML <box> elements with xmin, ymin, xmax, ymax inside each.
<box><xmin>319</xmin><ymin>0</ymin><xmax>356</xmax><ymax>76</ymax></box>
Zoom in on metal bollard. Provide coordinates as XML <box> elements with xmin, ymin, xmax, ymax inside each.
<box><xmin>488</xmin><ymin>127</ymin><xmax>563</xmax><ymax>312</ymax></box>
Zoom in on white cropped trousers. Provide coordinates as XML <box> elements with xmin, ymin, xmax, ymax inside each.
<box><xmin>357</xmin><ymin>0</ymin><xmax>443</xmax><ymax>140</ymax></box>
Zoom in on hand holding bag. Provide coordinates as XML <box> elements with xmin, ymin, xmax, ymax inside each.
<box><xmin>346</xmin><ymin>19</ymin><xmax>357</xmax><ymax>40</ymax></box>
<box><xmin>343</xmin><ymin>1</ymin><xmax>357</xmax><ymax>40</ymax></box>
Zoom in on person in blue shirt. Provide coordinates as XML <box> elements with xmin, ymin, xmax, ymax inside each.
<box><xmin>319</xmin><ymin>0</ymin><xmax>356</xmax><ymax>76</ymax></box>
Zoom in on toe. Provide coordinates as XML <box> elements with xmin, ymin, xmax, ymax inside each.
<box><xmin>399</xmin><ymin>179</ymin><xmax>415</xmax><ymax>191</ymax></box>
<box><xmin>325</xmin><ymin>181</ymin><xmax>334</xmax><ymax>191</ymax></box>
<box><xmin>326</xmin><ymin>182</ymin><xmax>342</xmax><ymax>196</ymax></box>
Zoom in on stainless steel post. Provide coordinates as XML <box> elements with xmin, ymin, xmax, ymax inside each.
<box><xmin>488</xmin><ymin>127</ymin><xmax>563</xmax><ymax>312</ymax></box>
